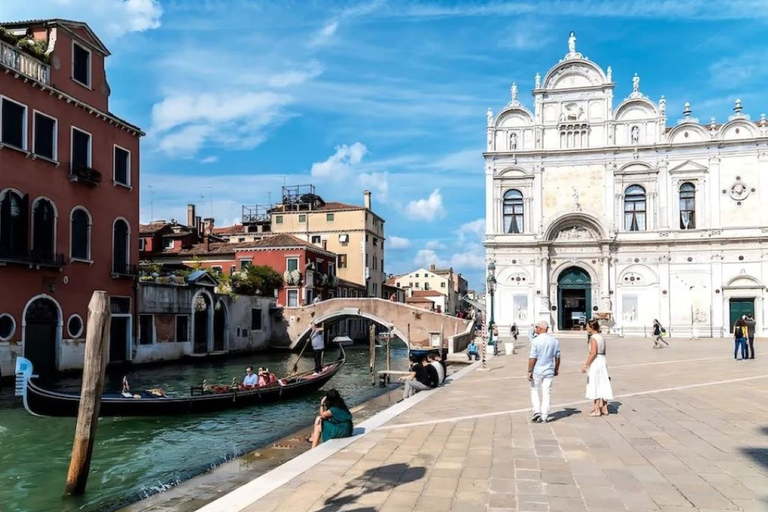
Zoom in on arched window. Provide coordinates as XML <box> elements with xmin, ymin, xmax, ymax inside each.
<box><xmin>679</xmin><ymin>182</ymin><xmax>696</xmax><ymax>229</ymax></box>
<box><xmin>0</xmin><ymin>190</ymin><xmax>28</xmax><ymax>257</ymax></box>
<box><xmin>71</xmin><ymin>207</ymin><xmax>91</xmax><ymax>260</ymax></box>
<box><xmin>624</xmin><ymin>185</ymin><xmax>646</xmax><ymax>231</ymax></box>
<box><xmin>32</xmin><ymin>199</ymin><xmax>56</xmax><ymax>261</ymax></box>
<box><xmin>503</xmin><ymin>189</ymin><xmax>524</xmax><ymax>234</ymax></box>
<box><xmin>112</xmin><ymin>218</ymin><xmax>129</xmax><ymax>274</ymax></box>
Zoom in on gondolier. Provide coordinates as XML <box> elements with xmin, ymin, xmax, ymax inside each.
<box><xmin>311</xmin><ymin>322</ymin><xmax>325</xmax><ymax>375</ymax></box>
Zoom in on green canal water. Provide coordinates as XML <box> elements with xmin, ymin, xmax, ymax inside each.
<box><xmin>0</xmin><ymin>345</ymin><xmax>408</xmax><ymax>512</ymax></box>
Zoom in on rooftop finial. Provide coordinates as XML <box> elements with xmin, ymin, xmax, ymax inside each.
<box><xmin>734</xmin><ymin>98</ymin><xmax>743</xmax><ymax>114</ymax></box>
<box><xmin>659</xmin><ymin>95</ymin><xmax>666</xmax><ymax>116</ymax></box>
<box><xmin>534</xmin><ymin>72</ymin><xmax>541</xmax><ymax>89</ymax></box>
<box><xmin>510</xmin><ymin>82</ymin><xmax>518</xmax><ymax>104</ymax></box>
<box><xmin>568</xmin><ymin>31</ymin><xmax>576</xmax><ymax>53</ymax></box>
<box><xmin>683</xmin><ymin>101</ymin><xmax>692</xmax><ymax>118</ymax></box>
<box><xmin>632</xmin><ymin>73</ymin><xmax>640</xmax><ymax>93</ymax></box>
<box><xmin>606</xmin><ymin>66</ymin><xmax>612</xmax><ymax>82</ymax></box>
<box><xmin>486</xmin><ymin>107</ymin><xmax>493</xmax><ymax>127</ymax></box>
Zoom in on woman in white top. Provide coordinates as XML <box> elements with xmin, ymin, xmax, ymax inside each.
<box><xmin>582</xmin><ymin>319</ymin><xmax>613</xmax><ymax>417</ymax></box>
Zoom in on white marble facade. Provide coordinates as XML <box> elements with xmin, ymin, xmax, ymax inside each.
<box><xmin>484</xmin><ymin>32</ymin><xmax>768</xmax><ymax>338</ymax></box>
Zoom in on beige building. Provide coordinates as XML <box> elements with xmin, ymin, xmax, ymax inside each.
<box><xmin>261</xmin><ymin>186</ymin><xmax>387</xmax><ymax>298</ymax></box>
<box><xmin>393</xmin><ymin>266</ymin><xmax>459</xmax><ymax>313</ymax></box>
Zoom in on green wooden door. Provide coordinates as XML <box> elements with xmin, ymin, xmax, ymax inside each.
<box><xmin>557</xmin><ymin>267</ymin><xmax>591</xmax><ymax>329</ymax></box>
<box><xmin>729</xmin><ymin>299</ymin><xmax>754</xmax><ymax>332</ymax></box>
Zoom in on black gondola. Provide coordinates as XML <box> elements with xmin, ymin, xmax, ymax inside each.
<box><xmin>14</xmin><ymin>346</ymin><xmax>345</xmax><ymax>418</ymax></box>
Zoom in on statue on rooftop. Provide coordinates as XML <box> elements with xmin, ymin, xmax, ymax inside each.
<box><xmin>568</xmin><ymin>31</ymin><xmax>576</xmax><ymax>54</ymax></box>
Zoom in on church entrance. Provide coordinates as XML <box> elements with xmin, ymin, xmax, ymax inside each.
<box><xmin>557</xmin><ymin>267</ymin><xmax>591</xmax><ymax>330</ymax></box>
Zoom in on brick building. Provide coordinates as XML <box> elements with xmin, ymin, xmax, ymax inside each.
<box><xmin>0</xmin><ymin>20</ymin><xmax>142</xmax><ymax>377</ymax></box>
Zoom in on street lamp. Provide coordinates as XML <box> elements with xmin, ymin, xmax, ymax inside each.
<box><xmin>487</xmin><ymin>260</ymin><xmax>497</xmax><ymax>356</ymax></box>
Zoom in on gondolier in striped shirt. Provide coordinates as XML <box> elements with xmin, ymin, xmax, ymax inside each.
<box><xmin>311</xmin><ymin>322</ymin><xmax>325</xmax><ymax>375</ymax></box>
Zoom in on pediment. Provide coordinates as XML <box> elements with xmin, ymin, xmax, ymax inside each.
<box><xmin>668</xmin><ymin>160</ymin><xmax>708</xmax><ymax>175</ymax></box>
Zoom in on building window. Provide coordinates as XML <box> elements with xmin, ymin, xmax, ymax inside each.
<box><xmin>72</xmin><ymin>42</ymin><xmax>91</xmax><ymax>87</ymax></box>
<box><xmin>112</xmin><ymin>218</ymin><xmax>130</xmax><ymax>274</ymax></box>
<box><xmin>298</xmin><ymin>214</ymin><xmax>306</xmax><ymax>223</ymax></box>
<box><xmin>114</xmin><ymin>146</ymin><xmax>130</xmax><ymax>187</ymax></box>
<box><xmin>33</xmin><ymin>112</ymin><xmax>56</xmax><ymax>160</ymax></box>
<box><xmin>679</xmin><ymin>182</ymin><xmax>696</xmax><ymax>229</ymax></box>
<box><xmin>373</xmin><ymin>237</ymin><xmax>378</xmax><ymax>246</ymax></box>
<box><xmin>275</xmin><ymin>215</ymin><xmax>283</xmax><ymax>224</ymax></box>
<box><xmin>1</xmin><ymin>97</ymin><xmax>27</xmax><ymax>149</ymax></box>
<box><xmin>441</xmin><ymin>282</ymin><xmax>446</xmax><ymax>288</ymax></box>
<box><xmin>139</xmin><ymin>315</ymin><xmax>154</xmax><ymax>344</ymax></box>
<box><xmin>372</xmin><ymin>283</ymin><xmax>378</xmax><ymax>297</ymax></box>
<box><xmin>339</xmin><ymin>233</ymin><xmax>349</xmax><ymax>243</ymax></box>
<box><xmin>311</xmin><ymin>235</ymin><xmax>321</xmax><ymax>244</ymax></box>
<box><xmin>338</xmin><ymin>254</ymin><xmax>347</xmax><ymax>268</ymax></box>
<box><xmin>164</xmin><ymin>239</ymin><xmax>174</xmax><ymax>250</ymax></box>
<box><xmin>211</xmin><ymin>265</ymin><xmax>223</xmax><ymax>274</ymax></box>
<box><xmin>624</xmin><ymin>185</ymin><xmax>646</xmax><ymax>231</ymax></box>
<box><xmin>415</xmin><ymin>273</ymin><xmax>420</xmax><ymax>278</ymax></box>
<box><xmin>176</xmin><ymin>315</ymin><xmax>189</xmax><ymax>342</ymax></box>
<box><xmin>239</xmin><ymin>258</ymin><xmax>252</xmax><ymax>269</ymax></box>
<box><xmin>503</xmin><ymin>189</ymin><xmax>524</xmax><ymax>234</ymax></box>
<box><xmin>32</xmin><ymin>198</ymin><xmax>56</xmax><ymax>261</ymax></box>
<box><xmin>425</xmin><ymin>282</ymin><xmax>430</xmax><ymax>290</ymax></box>
<box><xmin>326</xmin><ymin>213</ymin><xmax>334</xmax><ymax>222</ymax></box>
<box><xmin>286</xmin><ymin>257</ymin><xmax>299</xmax><ymax>272</ymax></box>
<box><xmin>251</xmin><ymin>308</ymin><xmax>263</xmax><ymax>331</ymax></box>
<box><xmin>67</xmin><ymin>314</ymin><xmax>84</xmax><ymax>338</ymax></box>
<box><xmin>138</xmin><ymin>238</ymin><xmax>145</xmax><ymax>251</ymax></box>
<box><xmin>0</xmin><ymin>313</ymin><xmax>16</xmax><ymax>341</ymax></box>
<box><xmin>238</xmin><ymin>237</ymin><xmax>245</xmax><ymax>242</ymax></box>
<box><xmin>70</xmin><ymin>207</ymin><xmax>91</xmax><ymax>260</ymax></box>
<box><xmin>287</xmin><ymin>289</ymin><xmax>299</xmax><ymax>307</ymax></box>
<box><xmin>71</xmin><ymin>127</ymin><xmax>91</xmax><ymax>171</ymax></box>
<box><xmin>0</xmin><ymin>190</ymin><xmax>28</xmax><ymax>257</ymax></box>
<box><xmin>328</xmin><ymin>262</ymin><xmax>336</xmax><ymax>277</ymax></box>
<box><xmin>372</xmin><ymin>256</ymin><xmax>378</xmax><ymax>271</ymax></box>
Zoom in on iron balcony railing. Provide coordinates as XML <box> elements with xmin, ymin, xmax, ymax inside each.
<box><xmin>69</xmin><ymin>166</ymin><xmax>102</xmax><ymax>187</ymax></box>
<box><xmin>0</xmin><ymin>39</ymin><xmax>50</xmax><ymax>85</ymax></box>
<box><xmin>0</xmin><ymin>247</ymin><xmax>65</xmax><ymax>269</ymax></box>
<box><xmin>111</xmin><ymin>263</ymin><xmax>139</xmax><ymax>278</ymax></box>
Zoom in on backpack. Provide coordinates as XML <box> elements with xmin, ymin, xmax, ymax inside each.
<box><xmin>735</xmin><ymin>325</ymin><xmax>745</xmax><ymax>338</ymax></box>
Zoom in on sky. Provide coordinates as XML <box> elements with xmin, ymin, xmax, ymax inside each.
<box><xmin>2</xmin><ymin>0</ymin><xmax>768</xmax><ymax>289</ymax></box>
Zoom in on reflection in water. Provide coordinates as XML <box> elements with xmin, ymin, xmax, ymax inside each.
<box><xmin>0</xmin><ymin>345</ymin><xmax>407</xmax><ymax>512</ymax></box>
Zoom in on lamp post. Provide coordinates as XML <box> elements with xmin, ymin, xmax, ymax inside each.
<box><xmin>487</xmin><ymin>260</ymin><xmax>497</xmax><ymax>356</ymax></box>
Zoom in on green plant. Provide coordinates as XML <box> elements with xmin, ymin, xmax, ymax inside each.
<box><xmin>232</xmin><ymin>265</ymin><xmax>282</xmax><ymax>296</ymax></box>
<box><xmin>0</xmin><ymin>27</ymin><xmax>20</xmax><ymax>45</ymax></box>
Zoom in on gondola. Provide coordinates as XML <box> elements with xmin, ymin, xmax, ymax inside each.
<box><xmin>14</xmin><ymin>345</ymin><xmax>345</xmax><ymax>418</ymax></box>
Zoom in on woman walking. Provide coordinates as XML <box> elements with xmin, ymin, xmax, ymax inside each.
<box><xmin>582</xmin><ymin>319</ymin><xmax>613</xmax><ymax>417</ymax></box>
<box><xmin>734</xmin><ymin>317</ymin><xmax>748</xmax><ymax>361</ymax></box>
<box><xmin>652</xmin><ymin>319</ymin><xmax>669</xmax><ymax>349</ymax></box>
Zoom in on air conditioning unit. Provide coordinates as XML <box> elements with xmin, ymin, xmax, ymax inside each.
<box><xmin>365</xmin><ymin>267</ymin><xmax>370</xmax><ymax>279</ymax></box>
<box><xmin>338</xmin><ymin>234</ymin><xmax>349</xmax><ymax>243</ymax></box>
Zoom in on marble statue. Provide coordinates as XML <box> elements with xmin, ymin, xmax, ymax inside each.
<box><xmin>568</xmin><ymin>31</ymin><xmax>576</xmax><ymax>53</ymax></box>
<box><xmin>486</xmin><ymin>107</ymin><xmax>493</xmax><ymax>126</ymax></box>
<box><xmin>535</xmin><ymin>72</ymin><xmax>541</xmax><ymax>89</ymax></box>
<box><xmin>510</xmin><ymin>82</ymin><xmax>518</xmax><ymax>103</ymax></box>
<box><xmin>631</xmin><ymin>125</ymin><xmax>639</xmax><ymax>144</ymax></box>
<box><xmin>510</xmin><ymin>132</ymin><xmax>517</xmax><ymax>150</ymax></box>
<box><xmin>606</xmin><ymin>66</ymin><xmax>612</xmax><ymax>82</ymax></box>
<box><xmin>633</xmin><ymin>73</ymin><xmax>640</xmax><ymax>93</ymax></box>
<box><xmin>659</xmin><ymin>95</ymin><xmax>666</xmax><ymax>116</ymax></box>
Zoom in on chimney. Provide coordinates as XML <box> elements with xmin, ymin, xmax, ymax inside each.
<box><xmin>187</xmin><ymin>204</ymin><xmax>196</xmax><ymax>229</ymax></box>
<box><xmin>203</xmin><ymin>218</ymin><xmax>214</xmax><ymax>236</ymax></box>
<box><xmin>205</xmin><ymin>235</ymin><xmax>210</xmax><ymax>252</ymax></box>
<box><xmin>195</xmin><ymin>216</ymin><xmax>202</xmax><ymax>236</ymax></box>
<box><xmin>363</xmin><ymin>190</ymin><xmax>371</xmax><ymax>210</ymax></box>
<box><xmin>430</xmin><ymin>264</ymin><xmax>436</xmax><ymax>272</ymax></box>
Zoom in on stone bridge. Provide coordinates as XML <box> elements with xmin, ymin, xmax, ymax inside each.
<box><xmin>276</xmin><ymin>298</ymin><xmax>474</xmax><ymax>352</ymax></box>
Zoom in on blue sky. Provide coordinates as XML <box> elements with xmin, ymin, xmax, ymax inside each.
<box><xmin>3</xmin><ymin>0</ymin><xmax>768</xmax><ymax>288</ymax></box>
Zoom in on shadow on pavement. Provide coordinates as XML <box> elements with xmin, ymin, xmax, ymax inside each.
<box><xmin>607</xmin><ymin>400</ymin><xmax>623</xmax><ymax>414</ymax></box>
<box><xmin>316</xmin><ymin>463</ymin><xmax>426</xmax><ymax>512</ymax></box>
<box><xmin>549</xmin><ymin>407</ymin><xmax>581</xmax><ymax>422</ymax></box>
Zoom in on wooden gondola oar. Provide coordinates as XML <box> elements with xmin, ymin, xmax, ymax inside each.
<box><xmin>291</xmin><ymin>330</ymin><xmax>312</xmax><ymax>374</ymax></box>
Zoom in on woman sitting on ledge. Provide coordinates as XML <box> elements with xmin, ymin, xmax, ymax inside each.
<box><xmin>309</xmin><ymin>389</ymin><xmax>353</xmax><ymax>449</ymax></box>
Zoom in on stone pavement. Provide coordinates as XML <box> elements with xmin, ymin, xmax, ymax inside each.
<box><xmin>208</xmin><ymin>336</ymin><xmax>768</xmax><ymax>512</ymax></box>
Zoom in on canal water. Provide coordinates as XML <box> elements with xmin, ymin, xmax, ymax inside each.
<box><xmin>0</xmin><ymin>345</ymin><xmax>408</xmax><ymax>512</ymax></box>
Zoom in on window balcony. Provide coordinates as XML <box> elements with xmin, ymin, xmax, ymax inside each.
<box><xmin>111</xmin><ymin>263</ymin><xmax>138</xmax><ymax>279</ymax></box>
<box><xmin>69</xmin><ymin>166</ymin><xmax>102</xmax><ymax>187</ymax></box>
<box><xmin>0</xmin><ymin>247</ymin><xmax>65</xmax><ymax>269</ymax></box>
<box><xmin>0</xmin><ymin>39</ymin><xmax>50</xmax><ymax>85</ymax></box>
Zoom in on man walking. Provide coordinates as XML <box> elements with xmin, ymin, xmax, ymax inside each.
<box><xmin>528</xmin><ymin>321</ymin><xmax>561</xmax><ymax>423</ymax></box>
<box><xmin>310</xmin><ymin>322</ymin><xmax>325</xmax><ymax>374</ymax></box>
<box><xmin>744</xmin><ymin>313</ymin><xmax>756</xmax><ymax>359</ymax></box>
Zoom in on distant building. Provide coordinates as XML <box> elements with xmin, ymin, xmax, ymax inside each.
<box><xmin>391</xmin><ymin>266</ymin><xmax>459</xmax><ymax>313</ymax></box>
<box><xmin>0</xmin><ymin>19</ymin><xmax>142</xmax><ymax>377</ymax></box>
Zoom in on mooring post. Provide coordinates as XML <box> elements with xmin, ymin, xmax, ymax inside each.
<box><xmin>64</xmin><ymin>291</ymin><xmax>111</xmax><ymax>496</ymax></box>
<box><xmin>386</xmin><ymin>326</ymin><xmax>392</xmax><ymax>384</ymax></box>
<box><xmin>369</xmin><ymin>324</ymin><xmax>376</xmax><ymax>386</ymax></box>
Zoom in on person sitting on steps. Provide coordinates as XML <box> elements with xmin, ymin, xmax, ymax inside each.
<box><xmin>467</xmin><ymin>339</ymin><xmax>480</xmax><ymax>361</ymax></box>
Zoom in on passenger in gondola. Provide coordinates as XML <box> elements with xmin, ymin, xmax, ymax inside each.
<box><xmin>309</xmin><ymin>389</ymin><xmax>354</xmax><ymax>448</ymax></box>
<box><xmin>242</xmin><ymin>366</ymin><xmax>258</xmax><ymax>387</ymax></box>
<box><xmin>257</xmin><ymin>367</ymin><xmax>270</xmax><ymax>386</ymax></box>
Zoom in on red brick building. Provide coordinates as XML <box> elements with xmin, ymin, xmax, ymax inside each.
<box><xmin>0</xmin><ymin>20</ymin><xmax>142</xmax><ymax>377</ymax></box>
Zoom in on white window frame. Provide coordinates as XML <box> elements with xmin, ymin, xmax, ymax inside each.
<box><xmin>298</xmin><ymin>214</ymin><xmax>306</xmax><ymax>223</ymax></box>
<box><xmin>328</xmin><ymin>262</ymin><xmax>336</xmax><ymax>277</ymax></box>
<box><xmin>138</xmin><ymin>238</ymin><xmax>146</xmax><ymax>251</ymax></box>
<box><xmin>275</xmin><ymin>215</ymin><xmax>283</xmax><ymax>224</ymax></box>
<box><xmin>286</xmin><ymin>256</ymin><xmax>299</xmax><ymax>272</ymax></box>
<box><xmin>67</xmin><ymin>313</ymin><xmax>84</xmax><ymax>338</ymax></box>
<box><xmin>70</xmin><ymin>206</ymin><xmax>92</xmax><ymax>262</ymax></box>
<box><xmin>109</xmin><ymin>296</ymin><xmax>133</xmax><ymax>361</ymax></box>
<box><xmin>211</xmin><ymin>265</ymin><xmax>223</xmax><ymax>273</ymax></box>
<box><xmin>287</xmin><ymin>289</ymin><xmax>299</xmax><ymax>307</ymax></box>
<box><xmin>0</xmin><ymin>95</ymin><xmax>28</xmax><ymax>150</ymax></box>
<box><xmin>164</xmin><ymin>239</ymin><xmax>174</xmax><ymax>249</ymax></box>
<box><xmin>32</xmin><ymin>110</ymin><xmax>57</xmax><ymax>161</ymax></box>
<box><xmin>239</xmin><ymin>258</ymin><xmax>252</xmax><ymax>269</ymax></box>
<box><xmin>112</xmin><ymin>217</ymin><xmax>131</xmax><ymax>273</ymax></box>
<box><xmin>139</xmin><ymin>314</ymin><xmax>155</xmax><ymax>345</ymax></box>
<box><xmin>175</xmin><ymin>314</ymin><xmax>190</xmax><ymax>342</ymax></box>
<box><xmin>71</xmin><ymin>40</ymin><xmax>92</xmax><ymax>89</ymax></box>
<box><xmin>113</xmin><ymin>144</ymin><xmax>131</xmax><ymax>188</ymax></box>
<box><xmin>70</xmin><ymin>126</ymin><xmax>92</xmax><ymax>171</ymax></box>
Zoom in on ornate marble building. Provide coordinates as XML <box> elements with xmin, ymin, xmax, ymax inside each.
<box><xmin>484</xmin><ymin>32</ymin><xmax>768</xmax><ymax>337</ymax></box>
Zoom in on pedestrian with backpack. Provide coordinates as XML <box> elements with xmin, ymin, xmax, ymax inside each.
<box><xmin>734</xmin><ymin>317</ymin><xmax>748</xmax><ymax>360</ymax></box>
<box><xmin>652</xmin><ymin>319</ymin><xmax>669</xmax><ymax>349</ymax></box>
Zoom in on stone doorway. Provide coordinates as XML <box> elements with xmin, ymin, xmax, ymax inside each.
<box><xmin>557</xmin><ymin>267</ymin><xmax>591</xmax><ymax>330</ymax></box>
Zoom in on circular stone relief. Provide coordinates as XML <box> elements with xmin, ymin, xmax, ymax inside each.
<box><xmin>0</xmin><ymin>314</ymin><xmax>15</xmax><ymax>341</ymax></box>
<box><xmin>730</xmin><ymin>181</ymin><xmax>750</xmax><ymax>201</ymax></box>
<box><xmin>67</xmin><ymin>314</ymin><xmax>84</xmax><ymax>338</ymax></box>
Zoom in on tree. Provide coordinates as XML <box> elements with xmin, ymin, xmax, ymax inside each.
<box><xmin>232</xmin><ymin>265</ymin><xmax>282</xmax><ymax>296</ymax></box>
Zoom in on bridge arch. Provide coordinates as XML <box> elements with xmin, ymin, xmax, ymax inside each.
<box><xmin>292</xmin><ymin>307</ymin><xmax>409</xmax><ymax>349</ymax></box>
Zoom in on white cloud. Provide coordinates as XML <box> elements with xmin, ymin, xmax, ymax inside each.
<box><xmin>309</xmin><ymin>20</ymin><xmax>339</xmax><ymax>48</ymax></box>
<box><xmin>150</xmin><ymin>91</ymin><xmax>292</xmax><ymax>157</ymax></box>
<box><xmin>0</xmin><ymin>0</ymin><xmax>162</xmax><ymax>39</ymax></box>
<box><xmin>200</xmin><ymin>156</ymin><xmax>218</xmax><ymax>164</ymax></box>
<box><xmin>388</xmin><ymin>236</ymin><xmax>411</xmax><ymax>250</ymax></box>
<box><xmin>425</xmin><ymin>240</ymin><xmax>446</xmax><ymax>250</ymax></box>
<box><xmin>311</xmin><ymin>142</ymin><xmax>368</xmax><ymax>179</ymax></box>
<box><xmin>358</xmin><ymin>171</ymin><xmax>389</xmax><ymax>201</ymax></box>
<box><xmin>457</xmin><ymin>218</ymin><xmax>485</xmax><ymax>243</ymax></box>
<box><xmin>406</xmin><ymin>189</ymin><xmax>446</xmax><ymax>222</ymax></box>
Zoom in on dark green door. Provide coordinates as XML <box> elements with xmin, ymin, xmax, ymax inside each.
<box><xmin>557</xmin><ymin>267</ymin><xmax>591</xmax><ymax>330</ymax></box>
<box><xmin>729</xmin><ymin>299</ymin><xmax>754</xmax><ymax>333</ymax></box>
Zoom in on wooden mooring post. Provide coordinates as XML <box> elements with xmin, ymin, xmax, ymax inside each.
<box><xmin>64</xmin><ymin>291</ymin><xmax>111</xmax><ymax>496</ymax></box>
<box><xmin>369</xmin><ymin>324</ymin><xmax>376</xmax><ymax>386</ymax></box>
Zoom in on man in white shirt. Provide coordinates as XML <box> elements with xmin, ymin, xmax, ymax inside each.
<box><xmin>311</xmin><ymin>322</ymin><xmax>325</xmax><ymax>375</ymax></box>
<box><xmin>527</xmin><ymin>321</ymin><xmax>561</xmax><ymax>423</ymax></box>
<box><xmin>243</xmin><ymin>366</ymin><xmax>258</xmax><ymax>386</ymax></box>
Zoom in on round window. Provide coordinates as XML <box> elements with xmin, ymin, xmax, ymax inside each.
<box><xmin>67</xmin><ymin>314</ymin><xmax>84</xmax><ymax>338</ymax></box>
<box><xmin>0</xmin><ymin>314</ymin><xmax>16</xmax><ymax>341</ymax></box>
